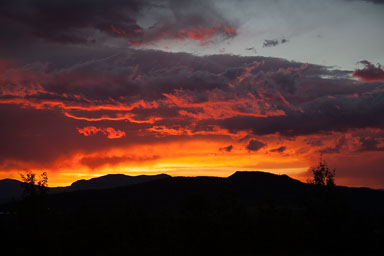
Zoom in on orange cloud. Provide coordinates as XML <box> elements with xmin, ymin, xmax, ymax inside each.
<box><xmin>103</xmin><ymin>127</ymin><xmax>126</xmax><ymax>139</ymax></box>
<box><xmin>65</xmin><ymin>112</ymin><xmax>160</xmax><ymax>123</ymax></box>
<box><xmin>77</xmin><ymin>126</ymin><xmax>126</xmax><ymax>139</ymax></box>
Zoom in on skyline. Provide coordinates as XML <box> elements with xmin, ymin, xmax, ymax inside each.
<box><xmin>1</xmin><ymin>0</ymin><xmax>384</xmax><ymax>188</ymax></box>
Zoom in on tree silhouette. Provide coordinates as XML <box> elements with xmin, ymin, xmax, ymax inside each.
<box><xmin>37</xmin><ymin>171</ymin><xmax>48</xmax><ymax>195</ymax></box>
<box><xmin>307</xmin><ymin>158</ymin><xmax>335</xmax><ymax>187</ymax></box>
<box><xmin>18</xmin><ymin>172</ymin><xmax>49</xmax><ymax>233</ymax></box>
<box><xmin>20</xmin><ymin>171</ymin><xmax>49</xmax><ymax>198</ymax></box>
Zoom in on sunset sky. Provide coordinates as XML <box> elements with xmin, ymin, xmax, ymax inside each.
<box><xmin>1</xmin><ymin>0</ymin><xmax>384</xmax><ymax>188</ymax></box>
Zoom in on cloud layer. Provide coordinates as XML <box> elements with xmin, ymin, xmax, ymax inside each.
<box><xmin>1</xmin><ymin>50</ymin><xmax>383</xmax><ymax>177</ymax></box>
<box><xmin>0</xmin><ymin>0</ymin><xmax>237</xmax><ymax>52</ymax></box>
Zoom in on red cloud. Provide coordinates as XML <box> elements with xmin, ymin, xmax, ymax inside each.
<box><xmin>177</xmin><ymin>26</ymin><xmax>218</xmax><ymax>41</ymax></box>
<box><xmin>109</xmin><ymin>23</ymin><xmax>237</xmax><ymax>47</ymax></box>
<box><xmin>77</xmin><ymin>126</ymin><xmax>126</xmax><ymax>139</ymax></box>
<box><xmin>177</xmin><ymin>24</ymin><xmax>236</xmax><ymax>42</ymax></box>
<box><xmin>353</xmin><ymin>60</ymin><xmax>384</xmax><ymax>82</ymax></box>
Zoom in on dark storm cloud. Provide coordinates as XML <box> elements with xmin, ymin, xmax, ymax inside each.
<box><xmin>0</xmin><ymin>0</ymin><xmax>144</xmax><ymax>44</ymax></box>
<box><xmin>353</xmin><ymin>60</ymin><xmax>384</xmax><ymax>82</ymax></box>
<box><xmin>0</xmin><ymin>0</ymin><xmax>237</xmax><ymax>52</ymax></box>
<box><xmin>246</xmin><ymin>139</ymin><xmax>265</xmax><ymax>152</ymax></box>
<box><xmin>1</xmin><ymin>50</ymin><xmax>310</xmax><ymax>105</ymax></box>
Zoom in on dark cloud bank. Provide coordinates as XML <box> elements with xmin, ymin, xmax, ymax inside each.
<box><xmin>1</xmin><ymin>48</ymin><xmax>384</xmax><ymax>167</ymax></box>
<box><xmin>0</xmin><ymin>0</ymin><xmax>236</xmax><ymax>57</ymax></box>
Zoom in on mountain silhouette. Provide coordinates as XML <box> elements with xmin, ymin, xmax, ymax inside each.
<box><xmin>68</xmin><ymin>173</ymin><xmax>170</xmax><ymax>191</ymax></box>
<box><xmin>0</xmin><ymin>173</ymin><xmax>170</xmax><ymax>203</ymax></box>
<box><xmin>228</xmin><ymin>171</ymin><xmax>304</xmax><ymax>192</ymax></box>
<box><xmin>1</xmin><ymin>171</ymin><xmax>382</xmax><ymax>208</ymax></box>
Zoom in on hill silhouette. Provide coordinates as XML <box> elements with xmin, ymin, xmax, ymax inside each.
<box><xmin>69</xmin><ymin>173</ymin><xmax>170</xmax><ymax>191</ymax></box>
<box><xmin>0</xmin><ymin>179</ymin><xmax>23</xmax><ymax>204</ymax></box>
<box><xmin>1</xmin><ymin>171</ymin><xmax>383</xmax><ymax>255</ymax></box>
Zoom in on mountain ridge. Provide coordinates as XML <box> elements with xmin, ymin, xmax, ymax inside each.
<box><xmin>0</xmin><ymin>173</ymin><xmax>171</xmax><ymax>204</ymax></box>
<box><xmin>1</xmin><ymin>171</ymin><xmax>383</xmax><ymax>205</ymax></box>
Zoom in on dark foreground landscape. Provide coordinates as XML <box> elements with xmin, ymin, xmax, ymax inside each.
<box><xmin>1</xmin><ymin>171</ymin><xmax>383</xmax><ymax>255</ymax></box>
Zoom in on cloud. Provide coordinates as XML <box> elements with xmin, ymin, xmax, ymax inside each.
<box><xmin>80</xmin><ymin>154</ymin><xmax>160</xmax><ymax>170</ymax></box>
<box><xmin>262</xmin><ymin>38</ymin><xmax>288</xmax><ymax>48</ymax></box>
<box><xmin>246</xmin><ymin>139</ymin><xmax>265</xmax><ymax>152</ymax></box>
<box><xmin>219</xmin><ymin>145</ymin><xmax>233</xmax><ymax>152</ymax></box>
<box><xmin>352</xmin><ymin>60</ymin><xmax>384</xmax><ymax>82</ymax></box>
<box><xmin>211</xmin><ymin>84</ymin><xmax>384</xmax><ymax>137</ymax></box>
<box><xmin>77</xmin><ymin>126</ymin><xmax>126</xmax><ymax>139</ymax></box>
<box><xmin>0</xmin><ymin>0</ymin><xmax>145</xmax><ymax>44</ymax></box>
<box><xmin>270</xmin><ymin>146</ymin><xmax>286</xmax><ymax>153</ymax></box>
<box><xmin>2</xmin><ymin>50</ymin><xmax>384</xmax><ymax>141</ymax></box>
<box><xmin>319</xmin><ymin>136</ymin><xmax>346</xmax><ymax>154</ymax></box>
<box><xmin>263</xmin><ymin>40</ymin><xmax>279</xmax><ymax>48</ymax></box>
<box><xmin>0</xmin><ymin>0</ymin><xmax>237</xmax><ymax>49</ymax></box>
<box><xmin>161</xmin><ymin>0</ymin><xmax>237</xmax><ymax>43</ymax></box>
<box><xmin>358</xmin><ymin>136</ymin><xmax>384</xmax><ymax>152</ymax></box>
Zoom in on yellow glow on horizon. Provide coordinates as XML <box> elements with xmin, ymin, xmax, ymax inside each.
<box><xmin>0</xmin><ymin>137</ymin><xmax>315</xmax><ymax>187</ymax></box>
